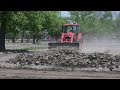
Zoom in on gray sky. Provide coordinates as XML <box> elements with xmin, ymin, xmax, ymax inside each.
<box><xmin>61</xmin><ymin>11</ymin><xmax>120</xmax><ymax>19</ymax></box>
<box><xmin>61</xmin><ymin>11</ymin><xmax>70</xmax><ymax>17</ymax></box>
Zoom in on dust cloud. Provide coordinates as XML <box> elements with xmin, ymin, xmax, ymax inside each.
<box><xmin>82</xmin><ymin>35</ymin><xmax>120</xmax><ymax>55</ymax></box>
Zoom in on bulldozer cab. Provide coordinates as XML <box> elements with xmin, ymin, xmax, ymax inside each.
<box><xmin>48</xmin><ymin>24</ymin><xmax>82</xmax><ymax>50</ymax></box>
<box><xmin>62</xmin><ymin>24</ymin><xmax>80</xmax><ymax>35</ymax></box>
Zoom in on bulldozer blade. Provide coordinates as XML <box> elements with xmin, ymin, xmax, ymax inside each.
<box><xmin>48</xmin><ymin>43</ymin><xmax>80</xmax><ymax>49</ymax></box>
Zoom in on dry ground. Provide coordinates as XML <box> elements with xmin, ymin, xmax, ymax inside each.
<box><xmin>0</xmin><ymin>40</ymin><xmax>120</xmax><ymax>79</ymax></box>
<box><xmin>1</xmin><ymin>68</ymin><xmax>120</xmax><ymax>79</ymax></box>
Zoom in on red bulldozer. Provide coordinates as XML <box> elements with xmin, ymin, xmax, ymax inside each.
<box><xmin>48</xmin><ymin>24</ymin><xmax>84</xmax><ymax>50</ymax></box>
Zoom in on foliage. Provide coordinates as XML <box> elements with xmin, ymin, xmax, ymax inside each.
<box><xmin>1</xmin><ymin>11</ymin><xmax>120</xmax><ymax>45</ymax></box>
<box><xmin>69</xmin><ymin>11</ymin><xmax>114</xmax><ymax>38</ymax></box>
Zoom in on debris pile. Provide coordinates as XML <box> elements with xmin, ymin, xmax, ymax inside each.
<box><xmin>6</xmin><ymin>49</ymin><xmax>120</xmax><ymax>71</ymax></box>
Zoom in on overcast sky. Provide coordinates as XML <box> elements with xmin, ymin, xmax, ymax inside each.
<box><xmin>61</xmin><ymin>11</ymin><xmax>70</xmax><ymax>17</ymax></box>
<box><xmin>61</xmin><ymin>11</ymin><xmax>120</xmax><ymax>19</ymax></box>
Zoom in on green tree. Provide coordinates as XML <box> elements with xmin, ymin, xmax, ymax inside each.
<box><xmin>42</xmin><ymin>11</ymin><xmax>67</xmax><ymax>40</ymax></box>
<box><xmin>69</xmin><ymin>11</ymin><xmax>113</xmax><ymax>40</ymax></box>
<box><xmin>0</xmin><ymin>11</ymin><xmax>8</xmax><ymax>51</ymax></box>
<box><xmin>24</xmin><ymin>11</ymin><xmax>45</xmax><ymax>44</ymax></box>
<box><xmin>113</xmin><ymin>12</ymin><xmax>120</xmax><ymax>39</ymax></box>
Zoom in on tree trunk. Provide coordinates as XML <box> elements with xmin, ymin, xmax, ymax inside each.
<box><xmin>36</xmin><ymin>38</ymin><xmax>39</xmax><ymax>43</ymax></box>
<box><xmin>33</xmin><ymin>34</ymin><xmax>36</xmax><ymax>44</ymax></box>
<box><xmin>21</xmin><ymin>29</ymin><xmax>25</xmax><ymax>43</ymax></box>
<box><xmin>0</xmin><ymin>11</ymin><xmax>7</xmax><ymax>51</ymax></box>
<box><xmin>26</xmin><ymin>37</ymin><xmax>29</xmax><ymax>43</ymax></box>
<box><xmin>12</xmin><ymin>36</ymin><xmax>15</xmax><ymax>43</ymax></box>
<box><xmin>36</xmin><ymin>34</ymin><xmax>40</xmax><ymax>43</ymax></box>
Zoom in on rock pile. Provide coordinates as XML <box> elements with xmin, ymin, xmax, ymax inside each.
<box><xmin>6</xmin><ymin>49</ymin><xmax>120</xmax><ymax>71</ymax></box>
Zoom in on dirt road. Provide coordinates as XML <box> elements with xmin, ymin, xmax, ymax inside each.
<box><xmin>0</xmin><ymin>68</ymin><xmax>120</xmax><ymax>79</ymax></box>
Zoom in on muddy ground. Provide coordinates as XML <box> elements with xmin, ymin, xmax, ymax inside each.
<box><xmin>1</xmin><ymin>40</ymin><xmax>120</xmax><ymax>79</ymax></box>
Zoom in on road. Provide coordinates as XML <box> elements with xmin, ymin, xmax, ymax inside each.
<box><xmin>0</xmin><ymin>68</ymin><xmax>120</xmax><ymax>79</ymax></box>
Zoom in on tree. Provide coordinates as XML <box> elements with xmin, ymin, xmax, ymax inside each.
<box><xmin>6</xmin><ymin>11</ymin><xmax>20</xmax><ymax>43</ymax></box>
<box><xmin>0</xmin><ymin>11</ymin><xmax>8</xmax><ymax>51</ymax></box>
<box><xmin>69</xmin><ymin>11</ymin><xmax>114</xmax><ymax>40</ymax></box>
<box><xmin>24</xmin><ymin>11</ymin><xmax>45</xmax><ymax>44</ymax></box>
<box><xmin>14</xmin><ymin>12</ymin><xmax>28</xmax><ymax>43</ymax></box>
<box><xmin>113</xmin><ymin>12</ymin><xmax>120</xmax><ymax>40</ymax></box>
<box><xmin>42</xmin><ymin>11</ymin><xmax>67</xmax><ymax>40</ymax></box>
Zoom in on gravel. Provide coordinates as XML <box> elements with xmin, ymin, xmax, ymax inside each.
<box><xmin>2</xmin><ymin>49</ymin><xmax>120</xmax><ymax>71</ymax></box>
